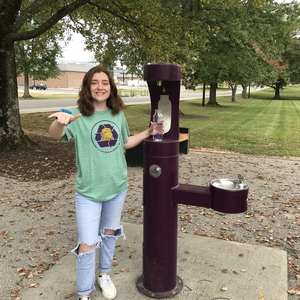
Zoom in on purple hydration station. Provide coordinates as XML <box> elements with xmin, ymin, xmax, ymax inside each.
<box><xmin>136</xmin><ymin>63</ymin><xmax>249</xmax><ymax>298</ymax></box>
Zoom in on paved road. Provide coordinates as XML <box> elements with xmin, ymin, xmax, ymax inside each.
<box><xmin>19</xmin><ymin>87</ymin><xmax>242</xmax><ymax>114</ymax></box>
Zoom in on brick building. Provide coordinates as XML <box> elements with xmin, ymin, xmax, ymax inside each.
<box><xmin>17</xmin><ymin>62</ymin><xmax>139</xmax><ymax>88</ymax></box>
<box><xmin>17</xmin><ymin>62</ymin><xmax>96</xmax><ymax>88</ymax></box>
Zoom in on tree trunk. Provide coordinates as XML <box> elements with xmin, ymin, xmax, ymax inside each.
<box><xmin>22</xmin><ymin>71</ymin><xmax>32</xmax><ymax>98</ymax></box>
<box><xmin>206</xmin><ymin>82</ymin><xmax>219</xmax><ymax>106</ymax></box>
<box><xmin>229</xmin><ymin>82</ymin><xmax>237</xmax><ymax>102</ymax></box>
<box><xmin>0</xmin><ymin>41</ymin><xmax>32</xmax><ymax>151</ymax></box>
<box><xmin>241</xmin><ymin>83</ymin><xmax>248</xmax><ymax>99</ymax></box>
<box><xmin>273</xmin><ymin>83</ymin><xmax>281</xmax><ymax>100</ymax></box>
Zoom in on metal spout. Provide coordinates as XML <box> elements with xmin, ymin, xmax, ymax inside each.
<box><xmin>234</xmin><ymin>174</ymin><xmax>244</xmax><ymax>188</ymax></box>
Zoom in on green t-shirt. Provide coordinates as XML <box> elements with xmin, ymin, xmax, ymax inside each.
<box><xmin>62</xmin><ymin>107</ymin><xmax>130</xmax><ymax>202</ymax></box>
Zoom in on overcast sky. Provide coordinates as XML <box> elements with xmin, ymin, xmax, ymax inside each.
<box><xmin>60</xmin><ymin>34</ymin><xmax>94</xmax><ymax>62</ymax></box>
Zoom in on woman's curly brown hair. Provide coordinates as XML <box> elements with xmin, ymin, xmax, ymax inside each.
<box><xmin>77</xmin><ymin>66</ymin><xmax>125</xmax><ymax>116</ymax></box>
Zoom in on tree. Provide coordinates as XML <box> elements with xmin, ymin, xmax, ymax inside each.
<box><xmin>0</xmin><ymin>0</ymin><xmax>181</xmax><ymax>152</ymax></box>
<box><xmin>15</xmin><ymin>29</ymin><xmax>63</xmax><ymax>98</ymax></box>
<box><xmin>177</xmin><ymin>0</ymin><xmax>299</xmax><ymax>105</ymax></box>
<box><xmin>270</xmin><ymin>75</ymin><xmax>287</xmax><ymax>99</ymax></box>
<box><xmin>249</xmin><ymin>1</ymin><xmax>300</xmax><ymax>100</ymax></box>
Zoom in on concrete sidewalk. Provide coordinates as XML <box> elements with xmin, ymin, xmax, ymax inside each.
<box><xmin>20</xmin><ymin>222</ymin><xmax>287</xmax><ymax>300</ymax></box>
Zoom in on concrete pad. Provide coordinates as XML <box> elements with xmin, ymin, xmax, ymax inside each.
<box><xmin>20</xmin><ymin>222</ymin><xmax>287</xmax><ymax>300</ymax></box>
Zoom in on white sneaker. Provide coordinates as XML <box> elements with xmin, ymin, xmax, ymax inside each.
<box><xmin>98</xmin><ymin>274</ymin><xmax>117</xmax><ymax>300</ymax></box>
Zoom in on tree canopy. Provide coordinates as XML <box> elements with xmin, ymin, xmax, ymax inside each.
<box><xmin>283</xmin><ymin>37</ymin><xmax>300</xmax><ymax>84</ymax></box>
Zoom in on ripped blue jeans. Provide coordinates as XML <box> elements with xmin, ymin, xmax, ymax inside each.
<box><xmin>71</xmin><ymin>189</ymin><xmax>127</xmax><ymax>296</ymax></box>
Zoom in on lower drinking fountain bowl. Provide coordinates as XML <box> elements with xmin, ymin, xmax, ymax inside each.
<box><xmin>210</xmin><ymin>178</ymin><xmax>249</xmax><ymax>214</ymax></box>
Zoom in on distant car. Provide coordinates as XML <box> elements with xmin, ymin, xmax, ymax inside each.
<box><xmin>29</xmin><ymin>84</ymin><xmax>47</xmax><ymax>90</ymax></box>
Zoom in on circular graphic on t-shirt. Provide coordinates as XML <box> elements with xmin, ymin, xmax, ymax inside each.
<box><xmin>91</xmin><ymin>120</ymin><xmax>120</xmax><ymax>153</ymax></box>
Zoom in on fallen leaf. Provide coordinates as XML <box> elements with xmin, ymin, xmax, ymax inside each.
<box><xmin>288</xmin><ymin>284</ymin><xmax>300</xmax><ymax>295</ymax></box>
<box><xmin>221</xmin><ymin>269</ymin><xmax>229</xmax><ymax>273</ymax></box>
<box><xmin>64</xmin><ymin>292</ymin><xmax>76</xmax><ymax>299</ymax></box>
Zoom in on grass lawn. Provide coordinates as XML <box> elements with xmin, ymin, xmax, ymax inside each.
<box><xmin>21</xmin><ymin>86</ymin><xmax>300</xmax><ymax>158</ymax></box>
<box><xmin>177</xmin><ymin>97</ymin><xmax>299</xmax><ymax>157</ymax></box>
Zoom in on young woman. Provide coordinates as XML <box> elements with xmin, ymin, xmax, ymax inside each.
<box><xmin>48</xmin><ymin>66</ymin><xmax>155</xmax><ymax>300</ymax></box>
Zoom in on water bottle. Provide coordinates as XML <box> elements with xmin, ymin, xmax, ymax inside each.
<box><xmin>153</xmin><ymin>109</ymin><xmax>163</xmax><ymax>141</ymax></box>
